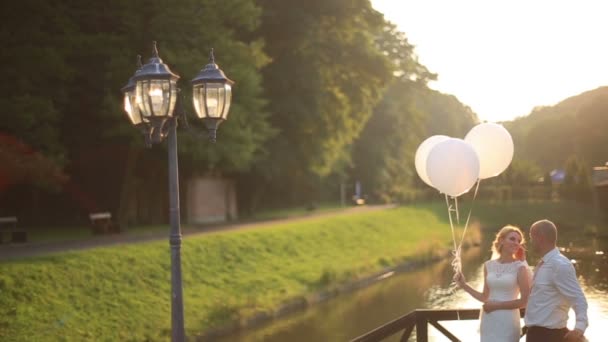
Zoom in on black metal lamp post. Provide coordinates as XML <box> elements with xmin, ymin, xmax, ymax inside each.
<box><xmin>121</xmin><ymin>41</ymin><xmax>234</xmax><ymax>342</ymax></box>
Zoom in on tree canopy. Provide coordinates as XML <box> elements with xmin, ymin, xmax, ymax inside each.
<box><xmin>507</xmin><ymin>86</ymin><xmax>608</xmax><ymax>171</ymax></box>
<box><xmin>9</xmin><ymin>1</ymin><xmax>602</xmax><ymax>222</ymax></box>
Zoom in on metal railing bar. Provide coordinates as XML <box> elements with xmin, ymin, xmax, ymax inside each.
<box><xmin>415</xmin><ymin>308</ymin><xmax>480</xmax><ymax>321</ymax></box>
<box><xmin>428</xmin><ymin>320</ymin><xmax>460</xmax><ymax>342</ymax></box>
<box><xmin>399</xmin><ymin>323</ymin><xmax>415</xmax><ymax>342</ymax></box>
<box><xmin>350</xmin><ymin>312</ymin><xmax>417</xmax><ymax>342</ymax></box>
<box><xmin>352</xmin><ymin>308</ymin><xmax>525</xmax><ymax>342</ymax></box>
<box><xmin>415</xmin><ymin>318</ymin><xmax>428</xmax><ymax>342</ymax></box>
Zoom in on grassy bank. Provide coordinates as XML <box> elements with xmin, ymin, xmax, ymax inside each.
<box><xmin>22</xmin><ymin>203</ymin><xmax>345</xmax><ymax>244</ymax></box>
<box><xmin>0</xmin><ymin>205</ymin><xmax>461</xmax><ymax>341</ymax></box>
<box><xmin>0</xmin><ymin>201</ymin><xmax>601</xmax><ymax>341</ymax></box>
<box><xmin>468</xmin><ymin>200</ymin><xmax>604</xmax><ymax>233</ymax></box>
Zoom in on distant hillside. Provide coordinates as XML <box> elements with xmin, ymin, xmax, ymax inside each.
<box><xmin>504</xmin><ymin>86</ymin><xmax>608</xmax><ymax>170</ymax></box>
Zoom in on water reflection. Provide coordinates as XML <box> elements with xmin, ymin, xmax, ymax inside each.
<box><xmin>215</xmin><ymin>234</ymin><xmax>608</xmax><ymax>342</ymax></box>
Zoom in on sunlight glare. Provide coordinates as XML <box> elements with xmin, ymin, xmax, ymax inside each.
<box><xmin>371</xmin><ymin>0</ymin><xmax>608</xmax><ymax>122</ymax></box>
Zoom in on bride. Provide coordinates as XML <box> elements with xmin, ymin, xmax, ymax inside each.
<box><xmin>454</xmin><ymin>225</ymin><xmax>531</xmax><ymax>342</ymax></box>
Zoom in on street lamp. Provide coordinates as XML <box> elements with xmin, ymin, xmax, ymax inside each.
<box><xmin>192</xmin><ymin>48</ymin><xmax>234</xmax><ymax>142</ymax></box>
<box><xmin>121</xmin><ymin>41</ymin><xmax>234</xmax><ymax>342</ymax></box>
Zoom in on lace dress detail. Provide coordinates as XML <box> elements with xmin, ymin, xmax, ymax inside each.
<box><xmin>479</xmin><ymin>259</ymin><xmax>529</xmax><ymax>342</ymax></box>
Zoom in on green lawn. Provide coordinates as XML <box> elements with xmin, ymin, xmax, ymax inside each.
<box><xmin>0</xmin><ymin>200</ymin><xmax>602</xmax><ymax>341</ymax></box>
<box><xmin>247</xmin><ymin>201</ymin><xmax>348</xmax><ymax>221</ymax></box>
<box><xmin>22</xmin><ymin>202</ymin><xmax>348</xmax><ymax>244</ymax></box>
<box><xmin>23</xmin><ymin>224</ymin><xmax>171</xmax><ymax>244</ymax></box>
<box><xmin>414</xmin><ymin>199</ymin><xmax>604</xmax><ymax>232</ymax></box>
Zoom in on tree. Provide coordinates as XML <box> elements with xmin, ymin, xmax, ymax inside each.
<box><xmin>561</xmin><ymin>155</ymin><xmax>593</xmax><ymax>203</ymax></box>
<box><xmin>0</xmin><ymin>1</ymin><xmax>72</xmax><ymax>168</ymax></box>
<box><xmin>251</xmin><ymin>0</ymin><xmax>396</xmax><ymax>206</ymax></box>
<box><xmin>353</xmin><ymin>82</ymin><xmax>478</xmax><ymax>203</ymax></box>
<box><xmin>508</xmin><ymin>86</ymin><xmax>608</xmax><ymax>171</ymax></box>
<box><xmin>0</xmin><ymin>0</ymin><xmax>274</xmax><ymax>225</ymax></box>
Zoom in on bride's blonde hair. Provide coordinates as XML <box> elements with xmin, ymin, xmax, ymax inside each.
<box><xmin>491</xmin><ymin>225</ymin><xmax>525</xmax><ymax>256</ymax></box>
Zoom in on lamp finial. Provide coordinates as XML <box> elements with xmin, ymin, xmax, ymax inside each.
<box><xmin>152</xmin><ymin>41</ymin><xmax>159</xmax><ymax>58</ymax></box>
<box><xmin>209</xmin><ymin>48</ymin><xmax>215</xmax><ymax>64</ymax></box>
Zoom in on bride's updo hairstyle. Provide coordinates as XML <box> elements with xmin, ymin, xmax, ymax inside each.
<box><xmin>492</xmin><ymin>225</ymin><xmax>525</xmax><ymax>256</ymax></box>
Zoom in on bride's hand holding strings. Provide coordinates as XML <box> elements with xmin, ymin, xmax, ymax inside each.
<box><xmin>453</xmin><ymin>272</ymin><xmax>466</xmax><ymax>287</ymax></box>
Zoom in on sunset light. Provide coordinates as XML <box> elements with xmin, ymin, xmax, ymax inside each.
<box><xmin>372</xmin><ymin>0</ymin><xmax>608</xmax><ymax>122</ymax></box>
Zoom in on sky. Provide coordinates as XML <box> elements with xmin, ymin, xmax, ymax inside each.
<box><xmin>371</xmin><ymin>0</ymin><xmax>608</xmax><ymax>122</ymax></box>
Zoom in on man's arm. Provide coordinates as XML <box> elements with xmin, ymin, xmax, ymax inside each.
<box><xmin>554</xmin><ymin>262</ymin><xmax>588</xmax><ymax>334</ymax></box>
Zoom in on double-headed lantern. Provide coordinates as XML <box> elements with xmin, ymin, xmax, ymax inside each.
<box><xmin>121</xmin><ymin>41</ymin><xmax>234</xmax><ymax>144</ymax></box>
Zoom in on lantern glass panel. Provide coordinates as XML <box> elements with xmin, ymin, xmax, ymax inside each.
<box><xmin>124</xmin><ymin>93</ymin><xmax>133</xmax><ymax>118</ymax></box>
<box><xmin>192</xmin><ymin>84</ymin><xmax>204</xmax><ymax>118</ymax></box>
<box><xmin>124</xmin><ymin>91</ymin><xmax>143</xmax><ymax>125</ymax></box>
<box><xmin>222</xmin><ymin>84</ymin><xmax>232</xmax><ymax>119</ymax></box>
<box><xmin>193</xmin><ymin>83</ymin><xmax>224</xmax><ymax>119</ymax></box>
<box><xmin>136</xmin><ymin>79</ymin><xmax>177</xmax><ymax>118</ymax></box>
<box><xmin>206</xmin><ymin>83</ymin><xmax>222</xmax><ymax>118</ymax></box>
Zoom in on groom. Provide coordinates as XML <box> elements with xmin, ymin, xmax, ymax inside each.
<box><xmin>524</xmin><ymin>219</ymin><xmax>588</xmax><ymax>341</ymax></box>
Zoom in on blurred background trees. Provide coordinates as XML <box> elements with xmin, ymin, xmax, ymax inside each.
<box><xmin>0</xmin><ymin>0</ymin><xmax>606</xmax><ymax>226</ymax></box>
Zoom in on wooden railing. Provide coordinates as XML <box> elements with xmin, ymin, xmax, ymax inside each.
<box><xmin>350</xmin><ymin>308</ymin><xmax>526</xmax><ymax>342</ymax></box>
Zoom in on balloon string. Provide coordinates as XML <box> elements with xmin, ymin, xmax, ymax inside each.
<box><xmin>459</xmin><ymin>179</ymin><xmax>481</xmax><ymax>251</ymax></box>
<box><xmin>448</xmin><ymin>179</ymin><xmax>482</xmax><ymax>322</ymax></box>
<box><xmin>449</xmin><ymin>178</ymin><xmax>482</xmax><ymax>320</ymax></box>
<box><xmin>445</xmin><ymin>194</ymin><xmax>459</xmax><ymax>270</ymax></box>
<box><xmin>454</xmin><ymin>196</ymin><xmax>460</xmax><ymax>224</ymax></box>
<box><xmin>445</xmin><ymin>194</ymin><xmax>461</xmax><ymax>323</ymax></box>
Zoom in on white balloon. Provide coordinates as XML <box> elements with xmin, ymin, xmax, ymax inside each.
<box><xmin>426</xmin><ymin>138</ymin><xmax>480</xmax><ymax>197</ymax></box>
<box><xmin>415</xmin><ymin>135</ymin><xmax>450</xmax><ymax>187</ymax></box>
<box><xmin>465</xmin><ymin>123</ymin><xmax>514</xmax><ymax>179</ymax></box>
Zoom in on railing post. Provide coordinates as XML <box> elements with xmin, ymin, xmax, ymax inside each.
<box><xmin>415</xmin><ymin>311</ymin><xmax>428</xmax><ymax>342</ymax></box>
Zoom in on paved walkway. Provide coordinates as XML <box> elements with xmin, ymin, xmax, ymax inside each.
<box><xmin>0</xmin><ymin>204</ymin><xmax>395</xmax><ymax>261</ymax></box>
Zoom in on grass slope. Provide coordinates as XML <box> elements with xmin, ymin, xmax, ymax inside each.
<box><xmin>0</xmin><ymin>201</ymin><xmax>600</xmax><ymax>341</ymax></box>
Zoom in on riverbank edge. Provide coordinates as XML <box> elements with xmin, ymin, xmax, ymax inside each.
<box><xmin>196</xmin><ymin>242</ymin><xmax>478</xmax><ymax>341</ymax></box>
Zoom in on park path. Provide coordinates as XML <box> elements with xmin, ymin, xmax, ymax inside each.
<box><xmin>0</xmin><ymin>204</ymin><xmax>395</xmax><ymax>261</ymax></box>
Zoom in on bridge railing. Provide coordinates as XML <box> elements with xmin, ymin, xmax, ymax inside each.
<box><xmin>350</xmin><ymin>308</ymin><xmax>526</xmax><ymax>342</ymax></box>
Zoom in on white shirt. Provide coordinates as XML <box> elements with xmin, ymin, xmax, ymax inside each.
<box><xmin>524</xmin><ymin>247</ymin><xmax>588</xmax><ymax>332</ymax></box>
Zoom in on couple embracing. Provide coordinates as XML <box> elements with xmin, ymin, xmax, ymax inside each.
<box><xmin>454</xmin><ymin>219</ymin><xmax>588</xmax><ymax>342</ymax></box>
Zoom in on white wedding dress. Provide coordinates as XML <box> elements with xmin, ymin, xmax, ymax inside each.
<box><xmin>479</xmin><ymin>259</ymin><xmax>528</xmax><ymax>342</ymax></box>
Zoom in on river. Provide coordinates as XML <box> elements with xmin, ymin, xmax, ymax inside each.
<box><xmin>216</xmin><ymin>230</ymin><xmax>608</xmax><ymax>341</ymax></box>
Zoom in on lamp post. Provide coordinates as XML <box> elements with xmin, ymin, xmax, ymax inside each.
<box><xmin>121</xmin><ymin>41</ymin><xmax>234</xmax><ymax>342</ymax></box>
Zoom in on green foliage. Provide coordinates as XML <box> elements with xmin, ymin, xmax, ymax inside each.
<box><xmin>470</xmin><ymin>200</ymin><xmax>603</xmax><ymax>230</ymax></box>
<box><xmin>507</xmin><ymin>86</ymin><xmax>608</xmax><ymax>171</ymax></box>
<box><xmin>352</xmin><ymin>79</ymin><xmax>425</xmax><ymax>203</ymax></box>
<box><xmin>0</xmin><ymin>0</ymin><xmax>275</xmax><ymax>223</ymax></box>
<box><xmin>0</xmin><ymin>1</ymin><xmax>72</xmax><ymax>165</ymax></box>
<box><xmin>1</xmin><ymin>0</ymin><xmax>272</xmax><ymax>172</ymax></box>
<box><xmin>560</xmin><ymin>155</ymin><xmax>594</xmax><ymax>203</ymax></box>
<box><xmin>253</xmin><ymin>0</ymin><xmax>396</xmax><ymax>204</ymax></box>
<box><xmin>245</xmin><ymin>1</ymin><xmax>449</xmax><ymax>208</ymax></box>
<box><xmin>418</xmin><ymin>90</ymin><xmax>479</xmax><ymax>138</ymax></box>
<box><xmin>376</xmin><ymin>22</ymin><xmax>436</xmax><ymax>82</ymax></box>
<box><xmin>504</xmin><ymin>87</ymin><xmax>608</xmax><ymax>204</ymax></box>
<box><xmin>489</xmin><ymin>159</ymin><xmax>543</xmax><ymax>187</ymax></box>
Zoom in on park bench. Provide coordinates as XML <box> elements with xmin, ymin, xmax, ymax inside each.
<box><xmin>0</xmin><ymin>216</ymin><xmax>27</xmax><ymax>244</ymax></box>
<box><xmin>89</xmin><ymin>212</ymin><xmax>117</xmax><ymax>234</ymax></box>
